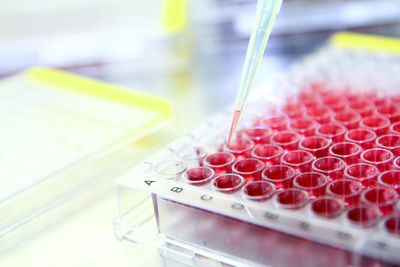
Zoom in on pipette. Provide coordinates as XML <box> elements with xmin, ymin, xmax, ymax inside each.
<box><xmin>228</xmin><ymin>0</ymin><xmax>283</xmax><ymax>144</ymax></box>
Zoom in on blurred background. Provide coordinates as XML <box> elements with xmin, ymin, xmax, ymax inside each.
<box><xmin>1</xmin><ymin>0</ymin><xmax>400</xmax><ymax>266</ymax></box>
<box><xmin>2</xmin><ymin>0</ymin><xmax>400</xmax><ymax>133</ymax></box>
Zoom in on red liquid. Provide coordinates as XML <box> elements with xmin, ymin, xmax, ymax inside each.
<box><xmin>394</xmin><ymin>156</ymin><xmax>400</xmax><ymax>170</ymax></box>
<box><xmin>289</xmin><ymin>117</ymin><xmax>317</xmax><ymax>136</ymax></box>
<box><xmin>392</xmin><ymin>95</ymin><xmax>400</xmax><ymax>105</ymax></box>
<box><xmin>275</xmin><ymin>189</ymin><xmax>309</xmax><ymax>209</ymax></box>
<box><xmin>349</xmin><ymin>98</ymin><xmax>375</xmax><ymax>117</ymax></box>
<box><xmin>232</xmin><ymin>158</ymin><xmax>264</xmax><ymax>182</ymax></box>
<box><xmin>360</xmin><ymin>148</ymin><xmax>394</xmax><ymax>172</ymax></box>
<box><xmin>311</xmin><ymin>197</ymin><xmax>343</xmax><ymax>218</ymax></box>
<box><xmin>322</xmin><ymin>94</ymin><xmax>348</xmax><ymax>112</ymax></box>
<box><xmin>251</xmin><ymin>144</ymin><xmax>283</xmax><ymax>166</ymax></box>
<box><xmin>360</xmin><ymin>115</ymin><xmax>390</xmax><ymax>136</ymax></box>
<box><xmin>224</xmin><ymin>137</ymin><xmax>254</xmax><ymax>159</ymax></box>
<box><xmin>282</xmin><ymin>101</ymin><xmax>306</xmax><ymax>119</ymax></box>
<box><xmin>347</xmin><ymin>206</ymin><xmax>381</xmax><ymax>227</ymax></box>
<box><xmin>212</xmin><ymin>174</ymin><xmax>244</xmax><ymax>193</ymax></box>
<box><xmin>263</xmin><ymin>114</ymin><xmax>289</xmax><ymax>131</ymax></box>
<box><xmin>345</xmin><ymin>128</ymin><xmax>376</xmax><ymax>150</ymax></box>
<box><xmin>262</xmin><ymin>165</ymin><xmax>296</xmax><ymax>189</ymax></box>
<box><xmin>312</xmin><ymin>157</ymin><xmax>346</xmax><ymax>180</ymax></box>
<box><xmin>376</xmin><ymin>134</ymin><xmax>400</xmax><ymax>156</ymax></box>
<box><xmin>244</xmin><ymin>126</ymin><xmax>273</xmax><ymax>144</ymax></box>
<box><xmin>185</xmin><ymin>167</ymin><xmax>214</xmax><ymax>186</ymax></box>
<box><xmin>329</xmin><ymin>142</ymin><xmax>362</xmax><ymax>164</ymax></box>
<box><xmin>361</xmin><ymin>188</ymin><xmax>398</xmax><ymax>215</ymax></box>
<box><xmin>377</xmin><ymin>103</ymin><xmax>400</xmax><ymax>123</ymax></box>
<box><xmin>327</xmin><ymin>179</ymin><xmax>362</xmax><ymax>206</ymax></box>
<box><xmin>390</xmin><ymin>121</ymin><xmax>400</xmax><ymax>135</ymax></box>
<box><xmin>293</xmin><ymin>172</ymin><xmax>328</xmax><ymax>197</ymax></box>
<box><xmin>344</xmin><ymin>163</ymin><xmax>379</xmax><ymax>187</ymax></box>
<box><xmin>316</xmin><ymin>122</ymin><xmax>346</xmax><ymax>142</ymax></box>
<box><xmin>299</xmin><ymin>136</ymin><xmax>331</xmax><ymax>158</ymax></box>
<box><xmin>384</xmin><ymin>216</ymin><xmax>400</xmax><ymax>235</ymax></box>
<box><xmin>297</xmin><ymin>91</ymin><xmax>321</xmax><ymax>108</ymax></box>
<box><xmin>270</xmin><ymin>131</ymin><xmax>301</xmax><ymax>151</ymax></box>
<box><xmin>378</xmin><ymin>170</ymin><xmax>400</xmax><ymax>195</ymax></box>
<box><xmin>281</xmin><ymin>150</ymin><xmax>313</xmax><ymax>173</ymax></box>
<box><xmin>228</xmin><ymin>109</ymin><xmax>242</xmax><ymax>145</ymax></box>
<box><xmin>307</xmin><ymin>105</ymin><xmax>334</xmax><ymax>124</ymax></box>
<box><xmin>334</xmin><ymin>110</ymin><xmax>361</xmax><ymax>129</ymax></box>
<box><xmin>243</xmin><ymin>181</ymin><xmax>276</xmax><ymax>201</ymax></box>
<box><xmin>204</xmin><ymin>152</ymin><xmax>235</xmax><ymax>176</ymax></box>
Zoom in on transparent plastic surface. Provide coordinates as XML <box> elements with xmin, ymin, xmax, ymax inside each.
<box><xmin>0</xmin><ymin>68</ymin><xmax>174</xmax><ymax>252</ymax></box>
<box><xmin>114</xmin><ymin>45</ymin><xmax>400</xmax><ymax>266</ymax></box>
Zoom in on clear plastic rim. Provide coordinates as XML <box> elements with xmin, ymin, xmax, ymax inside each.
<box><xmin>326</xmin><ymin>179</ymin><xmax>363</xmax><ymax>198</ymax></box>
<box><xmin>251</xmin><ymin>144</ymin><xmax>283</xmax><ymax>161</ymax></box>
<box><xmin>360</xmin><ymin>187</ymin><xmax>398</xmax><ymax>207</ymax></box>
<box><xmin>242</xmin><ymin>181</ymin><xmax>276</xmax><ymax>201</ymax></box>
<box><xmin>262</xmin><ymin>165</ymin><xmax>296</xmax><ymax>183</ymax></box>
<box><xmin>307</xmin><ymin>105</ymin><xmax>334</xmax><ymax>119</ymax></box>
<box><xmin>334</xmin><ymin>110</ymin><xmax>361</xmax><ymax>124</ymax></box>
<box><xmin>275</xmin><ymin>189</ymin><xmax>309</xmax><ymax>210</ymax></box>
<box><xmin>154</xmin><ymin>160</ymin><xmax>187</xmax><ymax>179</ymax></box>
<box><xmin>316</xmin><ymin>122</ymin><xmax>346</xmax><ymax>138</ymax></box>
<box><xmin>310</xmin><ymin>197</ymin><xmax>344</xmax><ymax>218</ymax></box>
<box><xmin>376</xmin><ymin>134</ymin><xmax>400</xmax><ymax>150</ymax></box>
<box><xmin>360</xmin><ymin>115</ymin><xmax>390</xmax><ymax>130</ymax></box>
<box><xmin>281</xmin><ymin>150</ymin><xmax>314</xmax><ymax>167</ymax></box>
<box><xmin>244</xmin><ymin>126</ymin><xmax>272</xmax><ymax>141</ymax></box>
<box><xmin>312</xmin><ymin>156</ymin><xmax>346</xmax><ymax>174</ymax></box>
<box><xmin>177</xmin><ymin>146</ymin><xmax>207</xmax><ymax>161</ymax></box>
<box><xmin>288</xmin><ymin>117</ymin><xmax>318</xmax><ymax>132</ymax></box>
<box><xmin>329</xmin><ymin>142</ymin><xmax>362</xmax><ymax>158</ymax></box>
<box><xmin>349</xmin><ymin>98</ymin><xmax>374</xmax><ymax>113</ymax></box>
<box><xmin>390</xmin><ymin>121</ymin><xmax>400</xmax><ymax>134</ymax></box>
<box><xmin>377</xmin><ymin>103</ymin><xmax>400</xmax><ymax>117</ymax></box>
<box><xmin>346</xmin><ymin>205</ymin><xmax>382</xmax><ymax>227</ymax></box>
<box><xmin>299</xmin><ymin>136</ymin><xmax>331</xmax><ymax>152</ymax></box>
<box><xmin>344</xmin><ymin>163</ymin><xmax>379</xmax><ymax>181</ymax></box>
<box><xmin>211</xmin><ymin>174</ymin><xmax>245</xmax><ymax>193</ymax></box>
<box><xmin>293</xmin><ymin>172</ymin><xmax>329</xmax><ymax>191</ymax></box>
<box><xmin>270</xmin><ymin>130</ymin><xmax>301</xmax><ymax>146</ymax></box>
<box><xmin>345</xmin><ymin>128</ymin><xmax>376</xmax><ymax>144</ymax></box>
<box><xmin>223</xmin><ymin>137</ymin><xmax>255</xmax><ymax>154</ymax></box>
<box><xmin>262</xmin><ymin>114</ymin><xmax>289</xmax><ymax>129</ymax></box>
<box><xmin>383</xmin><ymin>215</ymin><xmax>400</xmax><ymax>235</ymax></box>
<box><xmin>378</xmin><ymin>170</ymin><xmax>400</xmax><ymax>187</ymax></box>
<box><xmin>282</xmin><ymin>102</ymin><xmax>306</xmax><ymax>117</ymax></box>
<box><xmin>204</xmin><ymin>152</ymin><xmax>235</xmax><ymax>168</ymax></box>
<box><xmin>394</xmin><ymin>156</ymin><xmax>400</xmax><ymax>169</ymax></box>
<box><xmin>232</xmin><ymin>158</ymin><xmax>265</xmax><ymax>175</ymax></box>
<box><xmin>183</xmin><ymin>166</ymin><xmax>215</xmax><ymax>185</ymax></box>
<box><xmin>360</xmin><ymin>148</ymin><xmax>394</xmax><ymax>165</ymax></box>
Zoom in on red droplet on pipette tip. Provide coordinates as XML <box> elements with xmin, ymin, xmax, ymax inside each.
<box><xmin>228</xmin><ymin>109</ymin><xmax>242</xmax><ymax>145</ymax></box>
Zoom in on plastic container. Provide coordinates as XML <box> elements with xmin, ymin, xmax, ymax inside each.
<box><xmin>251</xmin><ymin>144</ymin><xmax>283</xmax><ymax>165</ymax></box>
<box><xmin>114</xmin><ymin>37</ymin><xmax>400</xmax><ymax>266</ymax></box>
<box><xmin>299</xmin><ymin>136</ymin><xmax>331</xmax><ymax>158</ymax></box>
<box><xmin>345</xmin><ymin>128</ymin><xmax>376</xmax><ymax>150</ymax></box>
<box><xmin>0</xmin><ymin>68</ymin><xmax>175</xmax><ymax>252</ymax></box>
<box><xmin>281</xmin><ymin>150</ymin><xmax>314</xmax><ymax>173</ymax></box>
<box><xmin>316</xmin><ymin>122</ymin><xmax>347</xmax><ymax>143</ymax></box>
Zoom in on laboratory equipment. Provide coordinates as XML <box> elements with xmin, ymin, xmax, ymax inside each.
<box><xmin>0</xmin><ymin>68</ymin><xmax>174</xmax><ymax>252</ymax></box>
<box><xmin>114</xmin><ymin>33</ymin><xmax>400</xmax><ymax>266</ymax></box>
<box><xmin>228</xmin><ymin>0</ymin><xmax>282</xmax><ymax>143</ymax></box>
